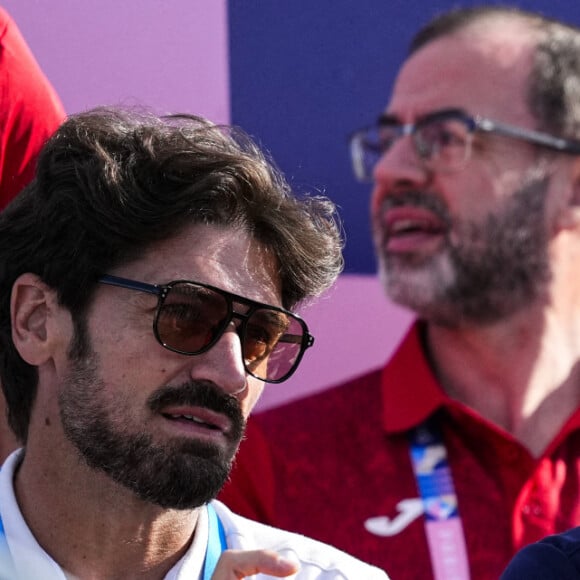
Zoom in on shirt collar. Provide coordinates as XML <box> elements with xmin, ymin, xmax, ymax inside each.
<box><xmin>381</xmin><ymin>321</ymin><xmax>580</xmax><ymax>451</ymax></box>
<box><xmin>0</xmin><ymin>449</ymin><xmax>62</xmax><ymax>579</ymax></box>
<box><xmin>381</xmin><ymin>320</ymin><xmax>449</xmax><ymax>433</ymax></box>
<box><xmin>0</xmin><ymin>449</ymin><xmax>207</xmax><ymax>580</ymax></box>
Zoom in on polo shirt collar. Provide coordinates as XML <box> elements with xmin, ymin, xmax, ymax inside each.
<box><xmin>380</xmin><ymin>320</ymin><xmax>580</xmax><ymax>451</ymax></box>
<box><xmin>381</xmin><ymin>319</ymin><xmax>449</xmax><ymax>433</ymax></box>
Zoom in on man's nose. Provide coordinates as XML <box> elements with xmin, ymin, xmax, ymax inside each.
<box><xmin>188</xmin><ymin>326</ymin><xmax>248</xmax><ymax>396</ymax></box>
<box><xmin>370</xmin><ymin>134</ymin><xmax>432</xmax><ymax>216</ymax></box>
<box><xmin>373</xmin><ymin>131</ymin><xmax>429</xmax><ymax>188</ymax></box>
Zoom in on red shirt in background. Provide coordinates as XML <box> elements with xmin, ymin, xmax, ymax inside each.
<box><xmin>220</xmin><ymin>322</ymin><xmax>580</xmax><ymax>580</ymax></box>
<box><xmin>0</xmin><ymin>6</ymin><xmax>65</xmax><ymax>209</ymax></box>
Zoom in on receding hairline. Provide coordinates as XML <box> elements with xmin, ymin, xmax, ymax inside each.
<box><xmin>408</xmin><ymin>7</ymin><xmax>569</xmax><ymax>56</ymax></box>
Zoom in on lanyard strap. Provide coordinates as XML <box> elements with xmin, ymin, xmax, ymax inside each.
<box><xmin>0</xmin><ymin>511</ymin><xmax>17</xmax><ymax>579</ymax></box>
<box><xmin>202</xmin><ymin>503</ymin><xmax>227</xmax><ymax>580</ymax></box>
<box><xmin>409</xmin><ymin>421</ymin><xmax>471</xmax><ymax>580</ymax></box>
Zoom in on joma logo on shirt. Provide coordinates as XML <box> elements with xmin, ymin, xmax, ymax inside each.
<box><xmin>364</xmin><ymin>498</ymin><xmax>424</xmax><ymax>536</ymax></box>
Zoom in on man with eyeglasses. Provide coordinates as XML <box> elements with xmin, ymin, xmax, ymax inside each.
<box><xmin>0</xmin><ymin>106</ymin><xmax>390</xmax><ymax>579</ymax></box>
<box><xmin>220</xmin><ymin>6</ymin><xmax>580</xmax><ymax>580</ymax></box>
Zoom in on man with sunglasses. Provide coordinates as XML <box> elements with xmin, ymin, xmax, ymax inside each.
<box><xmin>0</xmin><ymin>106</ymin><xmax>389</xmax><ymax>579</ymax></box>
<box><xmin>221</xmin><ymin>6</ymin><xmax>580</xmax><ymax>579</ymax></box>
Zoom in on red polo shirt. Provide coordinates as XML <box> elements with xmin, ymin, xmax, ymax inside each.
<box><xmin>220</xmin><ymin>321</ymin><xmax>580</xmax><ymax>579</ymax></box>
<box><xmin>0</xmin><ymin>7</ymin><xmax>65</xmax><ymax>209</ymax></box>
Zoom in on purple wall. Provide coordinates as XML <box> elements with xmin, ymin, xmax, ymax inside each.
<box><xmin>259</xmin><ymin>276</ymin><xmax>413</xmax><ymax>410</ymax></box>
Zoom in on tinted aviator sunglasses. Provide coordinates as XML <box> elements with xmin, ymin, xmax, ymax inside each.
<box><xmin>99</xmin><ymin>275</ymin><xmax>314</xmax><ymax>383</ymax></box>
<box><xmin>349</xmin><ymin>107</ymin><xmax>580</xmax><ymax>181</ymax></box>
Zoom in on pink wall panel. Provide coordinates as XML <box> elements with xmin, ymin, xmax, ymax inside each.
<box><xmin>2</xmin><ymin>0</ymin><xmax>230</xmax><ymax>122</ymax></box>
<box><xmin>257</xmin><ymin>274</ymin><xmax>413</xmax><ymax>410</ymax></box>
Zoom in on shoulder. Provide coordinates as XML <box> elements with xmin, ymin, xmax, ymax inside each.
<box><xmin>0</xmin><ymin>7</ymin><xmax>65</xmax><ymax>209</ymax></box>
<box><xmin>212</xmin><ymin>501</ymin><xmax>390</xmax><ymax>579</ymax></box>
<box><xmin>257</xmin><ymin>367</ymin><xmax>383</xmax><ymax>431</ymax></box>
<box><xmin>501</xmin><ymin>528</ymin><xmax>580</xmax><ymax>580</ymax></box>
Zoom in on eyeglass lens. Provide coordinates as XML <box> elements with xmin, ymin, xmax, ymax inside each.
<box><xmin>155</xmin><ymin>282</ymin><xmax>305</xmax><ymax>382</ymax></box>
<box><xmin>353</xmin><ymin>115</ymin><xmax>473</xmax><ymax>180</ymax></box>
<box><xmin>414</xmin><ymin>116</ymin><xmax>472</xmax><ymax>170</ymax></box>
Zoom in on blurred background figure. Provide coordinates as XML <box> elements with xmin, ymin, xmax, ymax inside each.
<box><xmin>0</xmin><ymin>7</ymin><xmax>64</xmax><ymax>210</ymax></box>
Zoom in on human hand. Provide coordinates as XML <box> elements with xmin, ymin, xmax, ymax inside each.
<box><xmin>211</xmin><ymin>549</ymin><xmax>300</xmax><ymax>579</ymax></box>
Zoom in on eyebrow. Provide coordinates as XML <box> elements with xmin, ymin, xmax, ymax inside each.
<box><xmin>377</xmin><ymin>112</ymin><xmax>400</xmax><ymax>125</ymax></box>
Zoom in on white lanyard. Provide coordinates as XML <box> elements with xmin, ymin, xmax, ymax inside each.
<box><xmin>409</xmin><ymin>421</ymin><xmax>471</xmax><ymax>580</ymax></box>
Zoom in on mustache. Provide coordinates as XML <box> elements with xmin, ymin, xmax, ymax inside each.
<box><xmin>380</xmin><ymin>190</ymin><xmax>452</xmax><ymax>226</ymax></box>
<box><xmin>147</xmin><ymin>380</ymin><xmax>244</xmax><ymax>426</ymax></box>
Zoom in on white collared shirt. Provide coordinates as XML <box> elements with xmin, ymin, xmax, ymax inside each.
<box><xmin>0</xmin><ymin>450</ymin><xmax>207</xmax><ymax>579</ymax></box>
<box><xmin>0</xmin><ymin>449</ymin><xmax>390</xmax><ymax>579</ymax></box>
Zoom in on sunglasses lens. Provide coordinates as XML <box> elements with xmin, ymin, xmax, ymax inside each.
<box><xmin>155</xmin><ymin>282</ymin><xmax>307</xmax><ymax>383</ymax></box>
<box><xmin>156</xmin><ymin>283</ymin><xmax>229</xmax><ymax>354</ymax></box>
<box><xmin>244</xmin><ymin>309</ymin><xmax>305</xmax><ymax>382</ymax></box>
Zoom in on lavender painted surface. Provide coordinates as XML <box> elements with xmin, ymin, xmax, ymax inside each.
<box><xmin>1</xmin><ymin>2</ymin><xmax>413</xmax><ymax>409</ymax></box>
<box><xmin>2</xmin><ymin>0</ymin><xmax>230</xmax><ymax>122</ymax></box>
<box><xmin>258</xmin><ymin>275</ymin><xmax>413</xmax><ymax>411</ymax></box>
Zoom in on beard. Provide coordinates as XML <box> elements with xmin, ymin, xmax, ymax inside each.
<box><xmin>373</xmin><ymin>172</ymin><xmax>552</xmax><ymax>327</ymax></box>
<box><xmin>60</xmin><ymin>332</ymin><xmax>245</xmax><ymax>509</ymax></box>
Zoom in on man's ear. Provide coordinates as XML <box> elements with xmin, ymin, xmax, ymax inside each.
<box><xmin>11</xmin><ymin>273</ymin><xmax>58</xmax><ymax>366</ymax></box>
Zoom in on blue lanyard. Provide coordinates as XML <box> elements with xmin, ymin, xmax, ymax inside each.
<box><xmin>202</xmin><ymin>503</ymin><xmax>228</xmax><ymax>580</ymax></box>
<box><xmin>0</xmin><ymin>503</ymin><xmax>226</xmax><ymax>580</ymax></box>
<box><xmin>409</xmin><ymin>420</ymin><xmax>471</xmax><ymax>580</ymax></box>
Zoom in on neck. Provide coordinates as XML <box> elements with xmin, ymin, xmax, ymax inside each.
<box><xmin>0</xmin><ymin>393</ymin><xmax>17</xmax><ymax>464</ymax></box>
<box><xmin>14</xmin><ymin>439</ymin><xmax>200</xmax><ymax>580</ymax></box>
<box><xmin>425</xmin><ymin>301</ymin><xmax>580</xmax><ymax>457</ymax></box>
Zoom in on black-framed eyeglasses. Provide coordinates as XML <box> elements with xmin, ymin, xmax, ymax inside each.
<box><xmin>98</xmin><ymin>274</ymin><xmax>314</xmax><ymax>384</ymax></box>
<box><xmin>349</xmin><ymin>107</ymin><xmax>580</xmax><ymax>182</ymax></box>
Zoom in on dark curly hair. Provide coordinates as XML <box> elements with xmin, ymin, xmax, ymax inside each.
<box><xmin>0</xmin><ymin>107</ymin><xmax>344</xmax><ymax>441</ymax></box>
